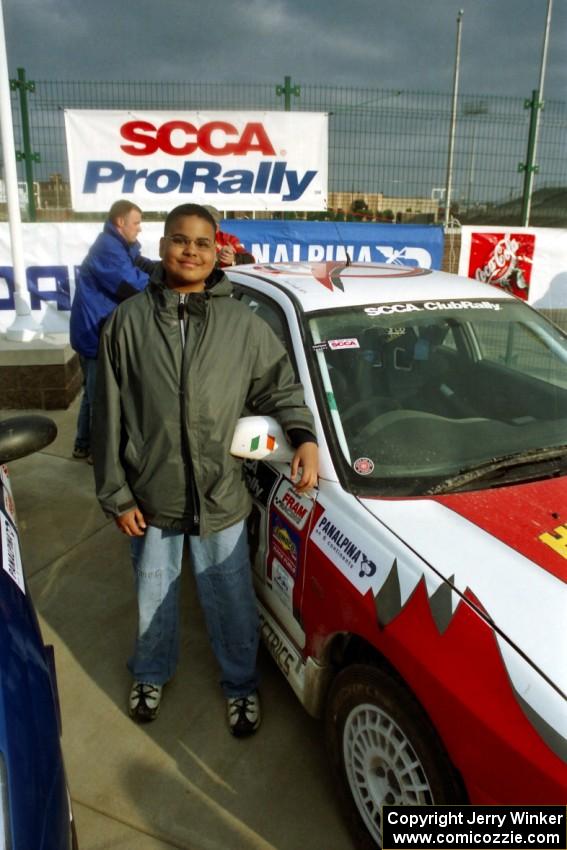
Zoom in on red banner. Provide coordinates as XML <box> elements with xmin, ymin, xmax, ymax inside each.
<box><xmin>467</xmin><ymin>231</ymin><xmax>536</xmax><ymax>301</ymax></box>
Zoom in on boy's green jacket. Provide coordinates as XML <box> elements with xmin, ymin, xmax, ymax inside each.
<box><xmin>92</xmin><ymin>265</ymin><xmax>316</xmax><ymax>535</ymax></box>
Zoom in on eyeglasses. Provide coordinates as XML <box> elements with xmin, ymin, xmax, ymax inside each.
<box><xmin>164</xmin><ymin>235</ymin><xmax>214</xmax><ymax>250</ymax></box>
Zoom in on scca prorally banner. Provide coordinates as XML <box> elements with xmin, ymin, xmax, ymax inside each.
<box><xmin>458</xmin><ymin>226</ymin><xmax>567</xmax><ymax>307</ymax></box>
<box><xmin>64</xmin><ymin>110</ymin><xmax>328</xmax><ymax>213</ymax></box>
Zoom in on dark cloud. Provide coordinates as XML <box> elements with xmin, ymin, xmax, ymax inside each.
<box><xmin>3</xmin><ymin>0</ymin><xmax>566</xmax><ymax>100</ymax></box>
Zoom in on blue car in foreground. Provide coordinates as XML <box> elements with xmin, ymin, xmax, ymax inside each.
<box><xmin>0</xmin><ymin>415</ymin><xmax>77</xmax><ymax>849</ymax></box>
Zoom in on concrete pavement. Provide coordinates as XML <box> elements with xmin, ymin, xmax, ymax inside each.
<box><xmin>7</xmin><ymin>398</ymin><xmax>356</xmax><ymax>850</ymax></box>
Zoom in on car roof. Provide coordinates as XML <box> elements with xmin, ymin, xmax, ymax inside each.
<box><xmin>230</xmin><ymin>262</ymin><xmax>516</xmax><ymax>314</ymax></box>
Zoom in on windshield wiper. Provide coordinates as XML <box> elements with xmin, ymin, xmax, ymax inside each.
<box><xmin>425</xmin><ymin>444</ymin><xmax>567</xmax><ymax>495</ymax></box>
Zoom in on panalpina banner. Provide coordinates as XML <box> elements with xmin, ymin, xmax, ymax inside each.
<box><xmin>0</xmin><ymin>220</ymin><xmax>442</xmax><ymax>334</ymax></box>
<box><xmin>459</xmin><ymin>226</ymin><xmax>567</xmax><ymax>308</ymax></box>
<box><xmin>64</xmin><ymin>110</ymin><xmax>328</xmax><ymax>212</ymax></box>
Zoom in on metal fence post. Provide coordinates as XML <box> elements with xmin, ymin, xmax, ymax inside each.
<box><xmin>276</xmin><ymin>75</ymin><xmax>300</xmax><ymax>111</ymax></box>
<box><xmin>519</xmin><ymin>90</ymin><xmax>542</xmax><ymax>226</ymax></box>
<box><xmin>10</xmin><ymin>67</ymin><xmax>40</xmax><ymax>221</ymax></box>
<box><xmin>518</xmin><ymin>0</ymin><xmax>553</xmax><ymax>227</ymax></box>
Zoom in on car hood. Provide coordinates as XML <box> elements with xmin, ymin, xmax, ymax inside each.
<box><xmin>360</xmin><ymin>476</ymin><xmax>567</xmax><ymax>741</ymax></box>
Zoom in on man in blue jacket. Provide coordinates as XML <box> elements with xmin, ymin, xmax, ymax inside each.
<box><xmin>70</xmin><ymin>200</ymin><xmax>154</xmax><ymax>460</ymax></box>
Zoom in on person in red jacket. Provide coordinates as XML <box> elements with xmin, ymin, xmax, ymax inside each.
<box><xmin>202</xmin><ymin>205</ymin><xmax>255</xmax><ymax>267</ymax></box>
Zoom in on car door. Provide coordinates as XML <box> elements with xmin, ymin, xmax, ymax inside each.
<box><xmin>233</xmin><ymin>287</ymin><xmax>318</xmax><ymax>653</ymax></box>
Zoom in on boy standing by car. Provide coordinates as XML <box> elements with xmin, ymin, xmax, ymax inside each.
<box><xmin>92</xmin><ymin>203</ymin><xmax>317</xmax><ymax>737</ymax></box>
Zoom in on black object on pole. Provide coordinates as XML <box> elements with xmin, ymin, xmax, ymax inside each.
<box><xmin>0</xmin><ymin>415</ymin><xmax>57</xmax><ymax>463</ymax></box>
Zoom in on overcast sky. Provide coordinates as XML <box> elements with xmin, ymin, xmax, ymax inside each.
<box><xmin>3</xmin><ymin>0</ymin><xmax>566</xmax><ymax>101</ymax></box>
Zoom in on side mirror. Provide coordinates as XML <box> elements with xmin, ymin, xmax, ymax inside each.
<box><xmin>0</xmin><ymin>415</ymin><xmax>58</xmax><ymax>464</ymax></box>
<box><xmin>230</xmin><ymin>416</ymin><xmax>294</xmax><ymax>462</ymax></box>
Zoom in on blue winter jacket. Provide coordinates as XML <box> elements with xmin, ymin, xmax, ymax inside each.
<box><xmin>70</xmin><ymin>221</ymin><xmax>151</xmax><ymax>358</ymax></box>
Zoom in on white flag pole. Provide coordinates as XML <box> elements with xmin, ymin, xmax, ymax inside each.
<box><xmin>0</xmin><ymin>0</ymin><xmax>42</xmax><ymax>341</ymax></box>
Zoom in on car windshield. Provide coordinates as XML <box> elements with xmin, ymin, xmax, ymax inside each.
<box><xmin>308</xmin><ymin>298</ymin><xmax>567</xmax><ymax>495</ymax></box>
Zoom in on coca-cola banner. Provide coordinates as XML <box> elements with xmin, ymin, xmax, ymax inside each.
<box><xmin>459</xmin><ymin>226</ymin><xmax>567</xmax><ymax>308</ymax></box>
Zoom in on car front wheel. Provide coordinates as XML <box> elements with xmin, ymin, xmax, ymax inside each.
<box><xmin>325</xmin><ymin>664</ymin><xmax>463</xmax><ymax>849</ymax></box>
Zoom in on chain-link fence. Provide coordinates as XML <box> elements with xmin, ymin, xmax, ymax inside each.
<box><xmin>5</xmin><ymin>73</ymin><xmax>567</xmax><ymax>226</ymax></box>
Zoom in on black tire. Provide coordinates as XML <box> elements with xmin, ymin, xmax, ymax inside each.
<box><xmin>325</xmin><ymin>664</ymin><xmax>463</xmax><ymax>849</ymax></box>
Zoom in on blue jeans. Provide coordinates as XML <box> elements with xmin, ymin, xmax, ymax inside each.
<box><xmin>74</xmin><ymin>355</ymin><xmax>98</xmax><ymax>450</ymax></box>
<box><xmin>128</xmin><ymin>520</ymin><xmax>259</xmax><ymax>698</ymax></box>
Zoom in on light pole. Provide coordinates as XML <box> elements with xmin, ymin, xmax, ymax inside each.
<box><xmin>444</xmin><ymin>10</ymin><xmax>464</xmax><ymax>230</ymax></box>
<box><xmin>0</xmin><ymin>0</ymin><xmax>42</xmax><ymax>340</ymax></box>
<box><xmin>520</xmin><ymin>0</ymin><xmax>553</xmax><ymax>226</ymax></box>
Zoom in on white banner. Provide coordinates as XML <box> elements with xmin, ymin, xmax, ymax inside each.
<box><xmin>0</xmin><ymin>221</ymin><xmax>163</xmax><ymax>335</ymax></box>
<box><xmin>1</xmin><ymin>222</ymin><xmax>565</xmax><ymax>337</ymax></box>
<box><xmin>64</xmin><ymin>109</ymin><xmax>328</xmax><ymax>213</ymax></box>
<box><xmin>458</xmin><ymin>226</ymin><xmax>567</xmax><ymax>308</ymax></box>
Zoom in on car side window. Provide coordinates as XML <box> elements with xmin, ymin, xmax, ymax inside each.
<box><xmin>234</xmin><ymin>289</ymin><xmax>299</xmax><ymax>377</ymax></box>
<box><xmin>475</xmin><ymin>320</ymin><xmax>560</xmax><ymax>382</ymax></box>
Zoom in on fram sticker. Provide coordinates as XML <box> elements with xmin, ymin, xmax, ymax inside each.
<box><xmin>273</xmin><ymin>480</ymin><xmax>314</xmax><ymax>530</ymax></box>
<box><xmin>1</xmin><ymin>513</ymin><xmax>24</xmax><ymax>593</ymax></box>
<box><xmin>328</xmin><ymin>338</ymin><xmax>360</xmax><ymax>350</ymax></box>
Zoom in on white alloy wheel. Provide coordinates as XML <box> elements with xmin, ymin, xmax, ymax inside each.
<box><xmin>325</xmin><ymin>664</ymin><xmax>463</xmax><ymax>849</ymax></box>
<box><xmin>343</xmin><ymin>702</ymin><xmax>434</xmax><ymax>841</ymax></box>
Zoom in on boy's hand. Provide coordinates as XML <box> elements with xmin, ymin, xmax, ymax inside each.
<box><xmin>115</xmin><ymin>507</ymin><xmax>147</xmax><ymax>537</ymax></box>
<box><xmin>290</xmin><ymin>442</ymin><xmax>318</xmax><ymax>492</ymax></box>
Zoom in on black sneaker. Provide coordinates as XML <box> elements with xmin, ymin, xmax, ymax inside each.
<box><xmin>227</xmin><ymin>691</ymin><xmax>261</xmax><ymax>737</ymax></box>
<box><xmin>128</xmin><ymin>681</ymin><xmax>162</xmax><ymax>723</ymax></box>
<box><xmin>72</xmin><ymin>446</ymin><xmax>90</xmax><ymax>460</ymax></box>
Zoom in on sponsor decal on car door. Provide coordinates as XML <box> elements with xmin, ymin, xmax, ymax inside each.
<box><xmin>245</xmin><ymin>462</ymin><xmax>316</xmax><ymax>651</ymax></box>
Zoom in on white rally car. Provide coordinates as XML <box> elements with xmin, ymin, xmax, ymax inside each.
<box><xmin>227</xmin><ymin>262</ymin><xmax>567</xmax><ymax>849</ymax></box>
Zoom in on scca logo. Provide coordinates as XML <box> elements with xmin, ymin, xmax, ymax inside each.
<box><xmin>328</xmin><ymin>338</ymin><xmax>360</xmax><ymax>350</ymax></box>
<box><xmin>120</xmin><ymin>120</ymin><xmax>276</xmax><ymax>157</ymax></box>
